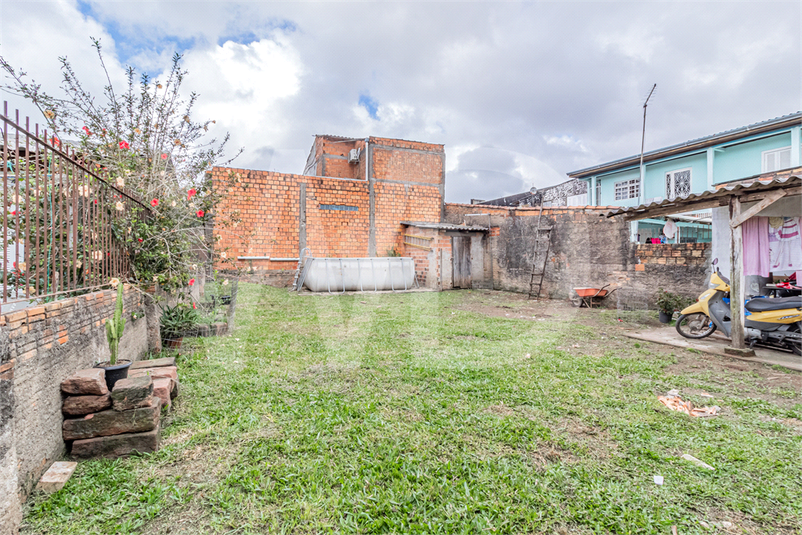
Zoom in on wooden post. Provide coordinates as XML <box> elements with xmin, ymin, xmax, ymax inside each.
<box><xmin>729</xmin><ymin>196</ymin><xmax>745</xmax><ymax>349</ymax></box>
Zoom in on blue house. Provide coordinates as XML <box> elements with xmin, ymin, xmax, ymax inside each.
<box><xmin>568</xmin><ymin>112</ymin><xmax>802</xmax><ymax>243</ymax></box>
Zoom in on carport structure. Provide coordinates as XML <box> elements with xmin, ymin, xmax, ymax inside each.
<box><xmin>607</xmin><ymin>173</ymin><xmax>802</xmax><ymax>350</ymax></box>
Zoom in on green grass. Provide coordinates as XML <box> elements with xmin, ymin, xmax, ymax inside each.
<box><xmin>22</xmin><ymin>284</ymin><xmax>802</xmax><ymax>534</ymax></box>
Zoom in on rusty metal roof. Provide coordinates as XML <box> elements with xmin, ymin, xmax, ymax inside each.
<box><xmin>401</xmin><ymin>221</ymin><xmax>489</xmax><ymax>231</ymax></box>
<box><xmin>606</xmin><ymin>175</ymin><xmax>802</xmax><ymax>220</ymax></box>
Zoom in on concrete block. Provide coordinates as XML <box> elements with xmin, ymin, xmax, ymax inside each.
<box><xmin>36</xmin><ymin>461</ymin><xmax>77</xmax><ymax>493</ymax></box>
<box><xmin>61</xmin><ymin>368</ymin><xmax>108</xmax><ymax>396</ymax></box>
<box><xmin>63</xmin><ymin>398</ymin><xmax>161</xmax><ymax>441</ymax></box>
<box><xmin>71</xmin><ymin>428</ymin><xmax>160</xmax><ymax>459</ymax></box>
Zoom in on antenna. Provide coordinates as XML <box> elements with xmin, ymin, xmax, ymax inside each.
<box><xmin>639</xmin><ymin>84</ymin><xmax>657</xmax><ymax>203</ymax></box>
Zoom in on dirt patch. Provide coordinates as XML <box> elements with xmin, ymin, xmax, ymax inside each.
<box><xmin>700</xmin><ymin>508</ymin><xmax>799</xmax><ymax>535</ymax></box>
<box><xmin>552</xmin><ymin>416</ymin><xmax>618</xmax><ymax>460</ymax></box>
<box><xmin>665</xmin><ymin>350</ymin><xmax>802</xmax><ymax>410</ymax></box>
<box><xmin>484</xmin><ymin>403</ymin><xmax>517</xmax><ymax>417</ymax></box>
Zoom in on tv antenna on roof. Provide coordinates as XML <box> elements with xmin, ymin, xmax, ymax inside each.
<box><xmin>639</xmin><ymin>84</ymin><xmax>657</xmax><ymax>202</ymax></box>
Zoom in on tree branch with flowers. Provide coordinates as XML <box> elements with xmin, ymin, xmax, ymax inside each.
<box><xmin>1</xmin><ymin>38</ymin><xmax>241</xmax><ymax>291</ymax></box>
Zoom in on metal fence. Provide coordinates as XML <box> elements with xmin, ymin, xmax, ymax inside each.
<box><xmin>1</xmin><ymin>102</ymin><xmax>150</xmax><ymax>311</ymax></box>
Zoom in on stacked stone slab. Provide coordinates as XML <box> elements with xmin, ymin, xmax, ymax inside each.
<box><xmin>60</xmin><ymin>357</ymin><xmax>179</xmax><ymax>459</ymax></box>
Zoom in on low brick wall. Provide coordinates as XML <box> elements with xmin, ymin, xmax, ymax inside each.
<box><xmin>636</xmin><ymin>243</ymin><xmax>709</xmax><ymax>266</ymax></box>
<box><xmin>0</xmin><ymin>286</ymin><xmax>150</xmax><ymax>535</ymax></box>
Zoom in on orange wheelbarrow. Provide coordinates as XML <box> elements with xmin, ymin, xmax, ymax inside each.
<box><xmin>572</xmin><ymin>284</ymin><xmax>616</xmax><ymax>308</ymax></box>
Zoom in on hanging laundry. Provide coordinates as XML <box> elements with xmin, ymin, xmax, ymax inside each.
<box><xmin>769</xmin><ymin>217</ymin><xmax>802</xmax><ymax>272</ymax></box>
<box><xmin>663</xmin><ymin>218</ymin><xmax>677</xmax><ymax>240</ymax></box>
<box><xmin>743</xmin><ymin>217</ymin><xmax>770</xmax><ymax>277</ymax></box>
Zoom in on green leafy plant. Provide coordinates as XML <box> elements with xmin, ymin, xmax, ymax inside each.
<box><xmin>1</xmin><ymin>40</ymin><xmax>242</xmax><ymax>290</ymax></box>
<box><xmin>105</xmin><ymin>282</ymin><xmax>125</xmax><ymax>365</ymax></box>
<box><xmin>655</xmin><ymin>288</ymin><xmax>693</xmax><ymax>314</ymax></box>
<box><xmin>160</xmin><ymin>303</ymin><xmax>200</xmax><ymax>339</ymax></box>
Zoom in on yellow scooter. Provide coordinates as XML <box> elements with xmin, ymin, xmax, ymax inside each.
<box><xmin>676</xmin><ymin>269</ymin><xmax>802</xmax><ymax>355</ymax></box>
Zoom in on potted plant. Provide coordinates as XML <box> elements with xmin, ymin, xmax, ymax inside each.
<box><xmin>95</xmin><ymin>281</ymin><xmax>131</xmax><ymax>390</ymax></box>
<box><xmin>655</xmin><ymin>288</ymin><xmax>681</xmax><ymax>323</ymax></box>
<box><xmin>160</xmin><ymin>303</ymin><xmax>199</xmax><ymax>349</ymax></box>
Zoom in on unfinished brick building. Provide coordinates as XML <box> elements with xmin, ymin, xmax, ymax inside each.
<box><xmin>212</xmin><ymin>135</ymin><xmax>445</xmax><ymax>282</ymax></box>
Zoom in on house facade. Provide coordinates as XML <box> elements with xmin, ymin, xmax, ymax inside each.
<box><xmin>568</xmin><ymin>112</ymin><xmax>802</xmax><ymax>243</ymax></box>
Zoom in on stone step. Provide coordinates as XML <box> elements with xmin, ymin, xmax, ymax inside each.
<box><xmin>111</xmin><ymin>376</ymin><xmax>154</xmax><ymax>412</ymax></box>
<box><xmin>62</xmin><ymin>394</ymin><xmax>112</xmax><ymax>416</ymax></box>
<box><xmin>61</xmin><ymin>368</ymin><xmax>108</xmax><ymax>396</ymax></box>
<box><xmin>71</xmin><ymin>428</ymin><xmax>160</xmax><ymax>459</ymax></box>
<box><xmin>128</xmin><ymin>365</ymin><xmax>177</xmax><ymax>383</ymax></box>
<box><xmin>152</xmin><ymin>378</ymin><xmax>173</xmax><ymax>410</ymax></box>
<box><xmin>130</xmin><ymin>357</ymin><xmax>176</xmax><ymax>370</ymax></box>
<box><xmin>63</xmin><ymin>398</ymin><xmax>161</xmax><ymax>441</ymax></box>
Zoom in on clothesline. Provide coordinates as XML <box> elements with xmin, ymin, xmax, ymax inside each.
<box><xmin>743</xmin><ymin>216</ymin><xmax>802</xmax><ymax>278</ymax></box>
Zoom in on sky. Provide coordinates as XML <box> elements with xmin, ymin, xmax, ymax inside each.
<box><xmin>1</xmin><ymin>0</ymin><xmax>800</xmax><ymax>203</ymax></box>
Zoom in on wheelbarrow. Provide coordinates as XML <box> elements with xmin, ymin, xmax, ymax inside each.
<box><xmin>571</xmin><ymin>284</ymin><xmax>616</xmax><ymax>308</ymax></box>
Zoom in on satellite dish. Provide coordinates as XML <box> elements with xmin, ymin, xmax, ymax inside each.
<box><xmin>529</xmin><ymin>187</ymin><xmax>538</xmax><ymax>195</ymax></box>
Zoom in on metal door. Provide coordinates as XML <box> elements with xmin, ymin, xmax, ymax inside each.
<box><xmin>451</xmin><ymin>236</ymin><xmax>472</xmax><ymax>288</ymax></box>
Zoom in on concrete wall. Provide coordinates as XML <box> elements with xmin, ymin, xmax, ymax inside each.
<box><xmin>445</xmin><ymin>203</ymin><xmax>711</xmax><ymax>307</ymax></box>
<box><xmin>0</xmin><ymin>286</ymin><xmax>150</xmax><ymax>535</ymax></box>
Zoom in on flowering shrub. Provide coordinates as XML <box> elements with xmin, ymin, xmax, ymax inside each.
<box><xmin>1</xmin><ymin>40</ymin><xmax>240</xmax><ymax>290</ymax></box>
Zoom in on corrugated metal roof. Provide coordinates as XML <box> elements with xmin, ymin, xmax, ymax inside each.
<box><xmin>569</xmin><ymin>112</ymin><xmax>802</xmax><ymax>178</ymax></box>
<box><xmin>607</xmin><ymin>175</ymin><xmax>801</xmax><ymax>219</ymax></box>
<box><xmin>401</xmin><ymin>221</ymin><xmax>489</xmax><ymax>231</ymax></box>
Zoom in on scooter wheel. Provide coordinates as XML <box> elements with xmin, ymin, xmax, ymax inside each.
<box><xmin>676</xmin><ymin>313</ymin><xmax>717</xmax><ymax>339</ymax></box>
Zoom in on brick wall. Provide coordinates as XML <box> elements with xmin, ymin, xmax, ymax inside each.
<box><xmin>213</xmin><ymin>137</ymin><xmax>445</xmax><ymax>283</ymax></box>
<box><xmin>0</xmin><ymin>286</ymin><xmax>150</xmax><ymax>535</ymax></box>
<box><xmin>445</xmin><ymin>203</ymin><xmax>711</xmax><ymax>307</ymax></box>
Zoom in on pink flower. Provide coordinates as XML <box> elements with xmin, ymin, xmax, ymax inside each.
<box><xmin>151</xmin><ymin>199</ymin><xmax>159</xmax><ymax>207</ymax></box>
<box><xmin>187</xmin><ymin>188</ymin><xmax>197</xmax><ymax>199</ymax></box>
<box><xmin>188</xmin><ymin>278</ymin><xmax>195</xmax><ymax>286</ymax></box>
<box><xmin>119</xmin><ymin>141</ymin><xmax>129</xmax><ymax>150</ymax></box>
<box><xmin>196</xmin><ymin>209</ymin><xmax>204</xmax><ymax>218</ymax></box>
<box><xmin>82</xmin><ymin>126</ymin><xmax>92</xmax><ymax>136</ymax></box>
<box><xmin>138</xmin><ymin>238</ymin><xmax>143</xmax><ymax>242</ymax></box>
<box><xmin>161</xmin><ymin>153</ymin><xmax>168</xmax><ymax>160</ymax></box>
<box><xmin>10</xmin><ymin>211</ymin><xmax>16</xmax><ymax>216</ymax></box>
<box><xmin>192</xmin><ymin>302</ymin><xmax>197</xmax><ymax>310</ymax></box>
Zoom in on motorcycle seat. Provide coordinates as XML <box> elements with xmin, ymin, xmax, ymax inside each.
<box><xmin>745</xmin><ymin>296</ymin><xmax>802</xmax><ymax>312</ymax></box>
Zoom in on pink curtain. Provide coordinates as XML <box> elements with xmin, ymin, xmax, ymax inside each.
<box><xmin>743</xmin><ymin>216</ymin><xmax>770</xmax><ymax>277</ymax></box>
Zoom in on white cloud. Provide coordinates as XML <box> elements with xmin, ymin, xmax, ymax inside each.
<box><xmin>179</xmin><ymin>35</ymin><xmax>303</xmax><ymax>169</ymax></box>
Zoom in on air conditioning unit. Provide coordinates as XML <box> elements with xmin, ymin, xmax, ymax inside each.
<box><xmin>348</xmin><ymin>148</ymin><xmax>361</xmax><ymax>164</ymax></box>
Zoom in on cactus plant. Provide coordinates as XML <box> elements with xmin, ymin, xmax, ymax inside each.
<box><xmin>105</xmin><ymin>282</ymin><xmax>126</xmax><ymax>365</ymax></box>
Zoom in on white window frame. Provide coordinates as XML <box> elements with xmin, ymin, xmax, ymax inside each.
<box><xmin>665</xmin><ymin>168</ymin><xmax>692</xmax><ymax>200</ymax></box>
<box><xmin>761</xmin><ymin>146</ymin><xmax>791</xmax><ymax>173</ymax></box>
<box><xmin>614</xmin><ymin>178</ymin><xmax>640</xmax><ymax>201</ymax></box>
<box><xmin>595</xmin><ymin>181</ymin><xmax>601</xmax><ymax>205</ymax></box>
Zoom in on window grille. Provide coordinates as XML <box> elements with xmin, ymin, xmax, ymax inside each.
<box><xmin>666</xmin><ymin>169</ymin><xmax>691</xmax><ymax>199</ymax></box>
<box><xmin>614</xmin><ymin>179</ymin><xmax>640</xmax><ymax>201</ymax></box>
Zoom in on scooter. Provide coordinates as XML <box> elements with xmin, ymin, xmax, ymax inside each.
<box><xmin>675</xmin><ymin>269</ymin><xmax>802</xmax><ymax>355</ymax></box>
